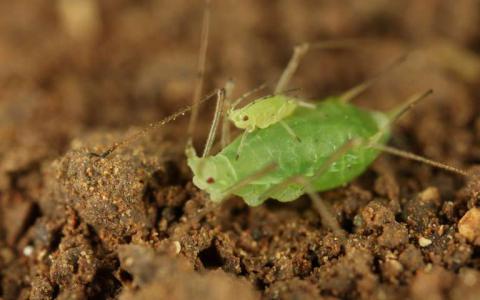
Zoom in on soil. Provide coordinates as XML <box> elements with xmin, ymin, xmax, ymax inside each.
<box><xmin>1</xmin><ymin>1</ymin><xmax>480</xmax><ymax>299</ymax></box>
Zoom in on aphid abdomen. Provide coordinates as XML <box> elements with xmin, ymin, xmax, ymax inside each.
<box><xmin>229</xmin><ymin>95</ymin><xmax>297</xmax><ymax>130</ymax></box>
<box><xmin>189</xmin><ymin>98</ymin><xmax>390</xmax><ymax>206</ymax></box>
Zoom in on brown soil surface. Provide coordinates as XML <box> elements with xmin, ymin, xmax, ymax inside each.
<box><xmin>1</xmin><ymin>1</ymin><xmax>480</xmax><ymax>299</ymax></box>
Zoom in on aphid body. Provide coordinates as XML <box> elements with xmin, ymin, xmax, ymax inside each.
<box><xmin>227</xmin><ymin>95</ymin><xmax>298</xmax><ymax>132</ymax></box>
<box><xmin>187</xmin><ymin>97</ymin><xmax>390</xmax><ymax>206</ymax></box>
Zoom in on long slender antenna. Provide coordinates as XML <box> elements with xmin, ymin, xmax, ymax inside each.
<box><xmin>187</xmin><ymin>0</ymin><xmax>211</xmax><ymax>141</ymax></box>
<box><xmin>202</xmin><ymin>89</ymin><xmax>225</xmax><ymax>157</ymax></box>
<box><xmin>231</xmin><ymin>83</ymin><xmax>268</xmax><ymax>109</ymax></box>
<box><xmin>371</xmin><ymin>144</ymin><xmax>469</xmax><ymax>177</ymax></box>
<box><xmin>90</xmin><ymin>89</ymin><xmax>219</xmax><ymax>158</ymax></box>
<box><xmin>339</xmin><ymin>53</ymin><xmax>408</xmax><ymax>103</ymax></box>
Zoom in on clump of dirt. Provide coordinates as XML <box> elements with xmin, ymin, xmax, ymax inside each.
<box><xmin>1</xmin><ymin>1</ymin><xmax>480</xmax><ymax>299</ymax></box>
<box><xmin>40</xmin><ymin>131</ymin><xmax>181</xmax><ymax>249</ymax></box>
<box><xmin>118</xmin><ymin>244</ymin><xmax>258</xmax><ymax>300</ymax></box>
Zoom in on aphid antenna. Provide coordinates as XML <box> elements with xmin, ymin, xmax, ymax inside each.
<box><xmin>202</xmin><ymin>82</ymin><xmax>271</xmax><ymax>157</ymax></box>
<box><xmin>339</xmin><ymin>53</ymin><xmax>409</xmax><ymax>103</ymax></box>
<box><xmin>232</xmin><ymin>86</ymin><xmax>304</xmax><ymax>111</ymax></box>
<box><xmin>369</xmin><ymin>89</ymin><xmax>470</xmax><ymax>177</ymax></box>
<box><xmin>230</xmin><ymin>83</ymin><xmax>269</xmax><ymax>109</ymax></box>
<box><xmin>187</xmin><ymin>0</ymin><xmax>211</xmax><ymax>143</ymax></box>
<box><xmin>89</xmin><ymin>89</ymin><xmax>220</xmax><ymax>158</ymax></box>
<box><xmin>202</xmin><ymin>89</ymin><xmax>225</xmax><ymax>158</ymax></box>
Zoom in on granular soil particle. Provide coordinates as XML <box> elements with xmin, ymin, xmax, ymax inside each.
<box><xmin>1</xmin><ymin>1</ymin><xmax>480</xmax><ymax>299</ymax></box>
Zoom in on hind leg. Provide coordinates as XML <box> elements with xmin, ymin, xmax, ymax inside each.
<box><xmin>275</xmin><ymin>40</ymin><xmax>359</xmax><ymax>94</ymax></box>
<box><xmin>258</xmin><ymin>139</ymin><xmax>359</xmax><ymax>235</ymax></box>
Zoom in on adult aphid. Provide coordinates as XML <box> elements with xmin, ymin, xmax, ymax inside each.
<box><xmin>186</xmin><ymin>86</ymin><xmax>456</xmax><ymax>207</ymax></box>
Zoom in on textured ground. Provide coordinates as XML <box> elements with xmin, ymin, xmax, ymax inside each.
<box><xmin>1</xmin><ymin>1</ymin><xmax>480</xmax><ymax>299</ymax></box>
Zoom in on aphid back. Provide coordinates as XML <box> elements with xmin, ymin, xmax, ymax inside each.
<box><xmin>228</xmin><ymin>95</ymin><xmax>297</xmax><ymax>131</ymax></box>
<box><xmin>188</xmin><ymin>98</ymin><xmax>391</xmax><ymax>206</ymax></box>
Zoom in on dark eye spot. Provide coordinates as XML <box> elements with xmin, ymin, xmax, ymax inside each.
<box><xmin>242</xmin><ymin>115</ymin><xmax>249</xmax><ymax>121</ymax></box>
<box><xmin>206</xmin><ymin>177</ymin><xmax>215</xmax><ymax>184</ymax></box>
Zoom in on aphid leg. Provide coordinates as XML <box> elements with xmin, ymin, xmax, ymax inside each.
<box><xmin>339</xmin><ymin>53</ymin><xmax>408</xmax><ymax>103</ymax></box>
<box><xmin>192</xmin><ymin>163</ymin><xmax>277</xmax><ymax>224</ymax></box>
<box><xmin>258</xmin><ymin>139</ymin><xmax>359</xmax><ymax>234</ymax></box>
<box><xmin>370</xmin><ymin>90</ymin><xmax>433</xmax><ymax>145</ymax></box>
<box><xmin>187</xmin><ymin>0</ymin><xmax>211</xmax><ymax>142</ymax></box>
<box><xmin>279</xmin><ymin>121</ymin><xmax>301</xmax><ymax>142</ymax></box>
<box><xmin>297</xmin><ymin>177</ymin><xmax>345</xmax><ymax>237</ymax></box>
<box><xmin>235</xmin><ymin>130</ymin><xmax>249</xmax><ymax>160</ymax></box>
<box><xmin>275</xmin><ymin>43</ymin><xmax>310</xmax><ymax>94</ymax></box>
<box><xmin>368</xmin><ymin>90</ymin><xmax>469</xmax><ymax>177</ymax></box>
<box><xmin>221</xmin><ymin>80</ymin><xmax>235</xmax><ymax>148</ymax></box>
<box><xmin>370</xmin><ymin>144</ymin><xmax>469</xmax><ymax>177</ymax></box>
<box><xmin>275</xmin><ymin>39</ymin><xmax>361</xmax><ymax>94</ymax></box>
<box><xmin>293</xmin><ymin>99</ymin><xmax>316</xmax><ymax>109</ymax></box>
<box><xmin>202</xmin><ymin>89</ymin><xmax>226</xmax><ymax>157</ymax></box>
<box><xmin>190</xmin><ymin>199</ymin><xmax>221</xmax><ymax>225</ymax></box>
<box><xmin>218</xmin><ymin>163</ymin><xmax>278</xmax><ymax>202</ymax></box>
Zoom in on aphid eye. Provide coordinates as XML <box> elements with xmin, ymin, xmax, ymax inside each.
<box><xmin>206</xmin><ymin>177</ymin><xmax>215</xmax><ymax>184</ymax></box>
<box><xmin>242</xmin><ymin>115</ymin><xmax>249</xmax><ymax>121</ymax></box>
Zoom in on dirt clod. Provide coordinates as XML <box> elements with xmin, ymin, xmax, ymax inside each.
<box><xmin>458</xmin><ymin>207</ymin><xmax>480</xmax><ymax>244</ymax></box>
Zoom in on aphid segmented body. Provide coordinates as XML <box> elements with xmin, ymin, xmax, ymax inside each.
<box><xmin>227</xmin><ymin>95</ymin><xmax>298</xmax><ymax>132</ymax></box>
<box><xmin>187</xmin><ymin>97</ymin><xmax>390</xmax><ymax>206</ymax></box>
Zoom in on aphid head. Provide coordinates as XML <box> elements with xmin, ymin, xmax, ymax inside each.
<box><xmin>228</xmin><ymin>108</ymin><xmax>252</xmax><ymax>131</ymax></box>
<box><xmin>186</xmin><ymin>146</ymin><xmax>237</xmax><ymax>202</ymax></box>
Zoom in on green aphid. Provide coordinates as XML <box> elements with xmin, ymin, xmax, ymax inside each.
<box><xmin>227</xmin><ymin>95</ymin><xmax>297</xmax><ymax>132</ymax></box>
<box><xmin>187</xmin><ymin>95</ymin><xmax>392</xmax><ymax>206</ymax></box>
<box><xmin>185</xmin><ymin>40</ymin><xmax>466</xmax><ymax>208</ymax></box>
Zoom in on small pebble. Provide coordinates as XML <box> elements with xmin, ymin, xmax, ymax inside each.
<box><xmin>418</xmin><ymin>237</ymin><xmax>432</xmax><ymax>247</ymax></box>
<box><xmin>23</xmin><ymin>245</ymin><xmax>34</xmax><ymax>257</ymax></box>
<box><xmin>173</xmin><ymin>241</ymin><xmax>182</xmax><ymax>254</ymax></box>
<box><xmin>418</xmin><ymin>187</ymin><xmax>440</xmax><ymax>204</ymax></box>
<box><xmin>458</xmin><ymin>208</ymin><xmax>480</xmax><ymax>243</ymax></box>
